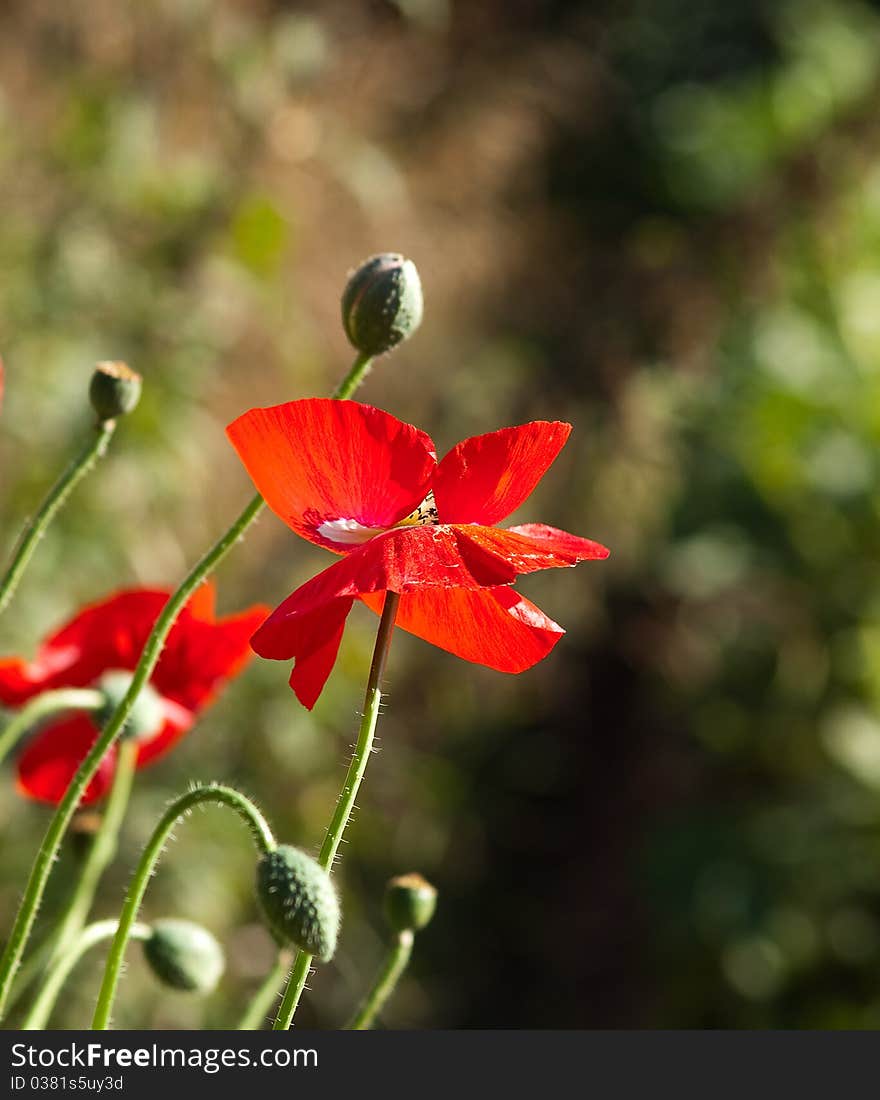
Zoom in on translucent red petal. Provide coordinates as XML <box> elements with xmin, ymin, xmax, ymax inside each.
<box><xmin>456</xmin><ymin>524</ymin><xmax>610</xmax><ymax>577</ymax></box>
<box><xmin>361</xmin><ymin>587</ymin><xmax>564</xmax><ymax>673</ymax></box>
<box><xmin>433</xmin><ymin>421</ymin><xmax>571</xmax><ymax>525</ymax></box>
<box><xmin>226</xmin><ymin>399</ymin><xmax>437</xmax><ymax>552</ymax></box>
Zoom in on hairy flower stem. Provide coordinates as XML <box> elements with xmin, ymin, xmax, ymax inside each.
<box><xmin>0</xmin><ymin>422</ymin><xmax>115</xmax><ymax>618</ymax></box>
<box><xmin>237</xmin><ymin>952</ymin><xmax>293</xmax><ymax>1030</ymax></box>
<box><xmin>21</xmin><ymin>920</ymin><xmax>150</xmax><ymax>1031</ymax></box>
<box><xmin>46</xmin><ymin>741</ymin><xmax>139</xmax><ymax>970</ymax></box>
<box><xmin>272</xmin><ymin>591</ymin><xmax>400</xmax><ymax>1031</ymax></box>
<box><xmin>92</xmin><ymin>784</ymin><xmax>276</xmax><ymax>1030</ymax></box>
<box><xmin>0</xmin><ymin>351</ymin><xmax>374</xmax><ymax>1022</ymax></box>
<box><xmin>0</xmin><ymin>689</ymin><xmax>105</xmax><ymax>768</ymax></box>
<box><xmin>347</xmin><ymin>930</ymin><xmax>414</xmax><ymax>1030</ymax></box>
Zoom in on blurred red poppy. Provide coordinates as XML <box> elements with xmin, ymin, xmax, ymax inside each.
<box><xmin>0</xmin><ymin>583</ymin><xmax>267</xmax><ymax>804</ymax></box>
<box><xmin>227</xmin><ymin>399</ymin><xmax>609</xmax><ymax>709</ymax></box>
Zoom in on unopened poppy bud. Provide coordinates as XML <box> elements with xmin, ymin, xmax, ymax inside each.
<box><xmin>256</xmin><ymin>844</ymin><xmax>340</xmax><ymax>961</ymax></box>
<box><xmin>96</xmin><ymin>670</ymin><xmax>165</xmax><ymax>741</ymax></box>
<box><xmin>143</xmin><ymin>918</ymin><xmax>225</xmax><ymax>994</ymax></box>
<box><xmin>89</xmin><ymin>361</ymin><xmax>142</xmax><ymax>423</ymax></box>
<box><xmin>341</xmin><ymin>253</ymin><xmax>423</xmax><ymax>356</ymax></box>
<box><xmin>384</xmin><ymin>872</ymin><xmax>437</xmax><ymax>934</ymax></box>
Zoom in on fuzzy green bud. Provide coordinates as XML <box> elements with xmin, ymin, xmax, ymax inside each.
<box><xmin>341</xmin><ymin>253</ymin><xmax>423</xmax><ymax>356</ymax></box>
<box><xmin>384</xmin><ymin>872</ymin><xmax>437</xmax><ymax>933</ymax></box>
<box><xmin>143</xmin><ymin>919</ymin><xmax>225</xmax><ymax>994</ymax></box>
<box><xmin>256</xmin><ymin>845</ymin><xmax>340</xmax><ymax>962</ymax></box>
<box><xmin>89</xmin><ymin>361</ymin><xmax>142</xmax><ymax>423</ymax></box>
<box><xmin>96</xmin><ymin>670</ymin><xmax>165</xmax><ymax>742</ymax></box>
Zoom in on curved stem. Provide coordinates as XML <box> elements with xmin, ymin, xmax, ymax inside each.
<box><xmin>273</xmin><ymin>591</ymin><xmax>400</xmax><ymax>1031</ymax></box>
<box><xmin>0</xmin><ymin>688</ymin><xmax>105</xmax><ymax>769</ymax></box>
<box><xmin>237</xmin><ymin>951</ymin><xmax>292</xmax><ymax>1030</ymax></box>
<box><xmin>46</xmin><ymin>740</ymin><xmax>139</xmax><ymax>969</ymax></box>
<box><xmin>21</xmin><ymin>919</ymin><xmax>149</xmax><ymax>1031</ymax></box>
<box><xmin>91</xmin><ymin>783</ymin><xmax>275</xmax><ymax>1030</ymax></box>
<box><xmin>347</xmin><ymin>930</ymin><xmax>414</xmax><ymax>1030</ymax></box>
<box><xmin>0</xmin><ymin>422</ymin><xmax>115</xmax><ymax>618</ymax></box>
<box><xmin>331</xmin><ymin>352</ymin><xmax>374</xmax><ymax>401</ymax></box>
<box><xmin>0</xmin><ymin>493</ymin><xmax>264</xmax><ymax>1022</ymax></box>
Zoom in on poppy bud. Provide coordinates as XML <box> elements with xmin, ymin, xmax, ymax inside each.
<box><xmin>89</xmin><ymin>361</ymin><xmax>142</xmax><ymax>423</ymax></box>
<box><xmin>256</xmin><ymin>845</ymin><xmax>340</xmax><ymax>962</ymax></box>
<box><xmin>384</xmin><ymin>872</ymin><xmax>437</xmax><ymax>934</ymax></box>
<box><xmin>143</xmin><ymin>919</ymin><xmax>225</xmax><ymax>994</ymax></box>
<box><xmin>96</xmin><ymin>671</ymin><xmax>165</xmax><ymax>742</ymax></box>
<box><xmin>341</xmin><ymin>253</ymin><xmax>423</xmax><ymax>356</ymax></box>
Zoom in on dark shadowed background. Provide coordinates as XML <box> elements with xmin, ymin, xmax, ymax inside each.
<box><xmin>3</xmin><ymin>0</ymin><xmax>880</xmax><ymax>1029</ymax></box>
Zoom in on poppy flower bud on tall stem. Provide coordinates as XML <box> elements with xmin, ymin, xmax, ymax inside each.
<box><xmin>384</xmin><ymin>872</ymin><xmax>438</xmax><ymax>934</ymax></box>
<box><xmin>89</xmin><ymin>361</ymin><xmax>142</xmax><ymax>424</ymax></box>
<box><xmin>341</xmin><ymin>253</ymin><xmax>423</xmax><ymax>356</ymax></box>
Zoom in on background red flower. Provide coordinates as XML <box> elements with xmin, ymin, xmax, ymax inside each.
<box><xmin>0</xmin><ymin>583</ymin><xmax>267</xmax><ymax>804</ymax></box>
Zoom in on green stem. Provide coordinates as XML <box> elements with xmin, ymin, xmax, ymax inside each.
<box><xmin>0</xmin><ymin>688</ymin><xmax>105</xmax><ymax>768</ymax></box>
<box><xmin>5</xmin><ymin>935</ymin><xmax>54</xmax><ymax>1017</ymax></box>
<box><xmin>272</xmin><ymin>590</ymin><xmax>400</xmax><ymax>1031</ymax></box>
<box><xmin>46</xmin><ymin>740</ymin><xmax>139</xmax><ymax>970</ymax></box>
<box><xmin>0</xmin><ymin>422</ymin><xmax>115</xmax><ymax>618</ymax></box>
<box><xmin>347</xmin><ymin>930</ymin><xmax>414</xmax><ymax>1030</ymax></box>
<box><xmin>237</xmin><ymin>951</ymin><xmax>292</xmax><ymax>1030</ymax></box>
<box><xmin>331</xmin><ymin>351</ymin><xmax>374</xmax><ymax>400</ymax></box>
<box><xmin>0</xmin><ymin>492</ymin><xmax>264</xmax><ymax>1022</ymax></box>
<box><xmin>21</xmin><ymin>919</ymin><xmax>150</xmax><ymax>1031</ymax></box>
<box><xmin>91</xmin><ymin>783</ymin><xmax>276</xmax><ymax>1030</ymax></box>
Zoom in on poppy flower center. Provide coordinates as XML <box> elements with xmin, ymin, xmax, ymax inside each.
<box><xmin>95</xmin><ymin>669</ymin><xmax>165</xmax><ymax>742</ymax></box>
<box><xmin>394</xmin><ymin>490</ymin><xmax>439</xmax><ymax>528</ymax></box>
<box><xmin>316</xmin><ymin>491</ymin><xmax>440</xmax><ymax>547</ymax></box>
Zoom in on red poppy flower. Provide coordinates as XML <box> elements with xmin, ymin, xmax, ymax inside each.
<box><xmin>226</xmin><ymin>399</ymin><xmax>609</xmax><ymax>709</ymax></box>
<box><xmin>0</xmin><ymin>583</ymin><xmax>267</xmax><ymax>804</ymax></box>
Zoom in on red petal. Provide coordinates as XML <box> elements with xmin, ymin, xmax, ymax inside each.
<box><xmin>186</xmin><ymin>580</ymin><xmax>217</xmax><ymax>622</ymax></box>
<box><xmin>255</xmin><ymin>525</ymin><xmax>517</xmax><ymax>634</ymax></box>
<box><xmin>16</xmin><ymin>715</ymin><xmax>117</xmax><ymax>806</ymax></box>
<box><xmin>226</xmin><ymin>399</ymin><xmax>437</xmax><ymax>552</ymax></box>
<box><xmin>362</xmin><ymin>587</ymin><xmax>564</xmax><ymax>673</ymax></box>
<box><xmin>133</xmin><ymin>697</ymin><xmax>195</xmax><ymax>769</ymax></box>
<box><xmin>433</xmin><ymin>421</ymin><xmax>572</xmax><ymax>525</ymax></box>
<box><xmin>288</xmin><ymin>601</ymin><xmax>352</xmax><ymax>710</ymax></box>
<box><xmin>505</xmin><ymin>523</ymin><xmax>610</xmax><ymax>562</ymax></box>
<box><xmin>455</xmin><ymin>524</ymin><xmax>609</xmax><ymax>577</ymax></box>
<box><xmin>252</xmin><ymin>597</ymin><xmax>354</xmax><ymax>710</ymax></box>
<box><xmin>0</xmin><ymin>590</ymin><xmax>170</xmax><ymax>706</ymax></box>
<box><xmin>153</xmin><ymin>602</ymin><xmax>268</xmax><ymax>712</ymax></box>
<box><xmin>251</xmin><ymin>521</ymin><xmax>516</xmax><ymax>708</ymax></box>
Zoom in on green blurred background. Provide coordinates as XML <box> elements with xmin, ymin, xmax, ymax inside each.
<box><xmin>3</xmin><ymin>0</ymin><xmax>880</xmax><ymax>1029</ymax></box>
